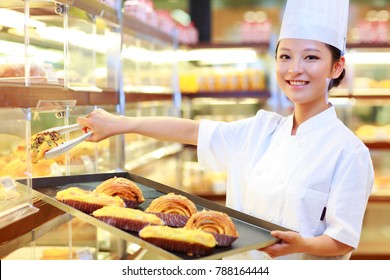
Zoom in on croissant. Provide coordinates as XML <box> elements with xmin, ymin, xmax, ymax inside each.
<box><xmin>95</xmin><ymin>177</ymin><xmax>145</xmax><ymax>208</ymax></box>
<box><xmin>185</xmin><ymin>210</ymin><xmax>239</xmax><ymax>247</ymax></box>
<box><xmin>145</xmin><ymin>193</ymin><xmax>197</xmax><ymax>227</ymax></box>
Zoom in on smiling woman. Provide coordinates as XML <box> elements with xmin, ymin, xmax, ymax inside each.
<box><xmin>77</xmin><ymin>0</ymin><xmax>374</xmax><ymax>260</ymax></box>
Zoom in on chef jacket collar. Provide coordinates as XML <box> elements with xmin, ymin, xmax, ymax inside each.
<box><xmin>289</xmin><ymin>104</ymin><xmax>337</xmax><ymax>135</ymax></box>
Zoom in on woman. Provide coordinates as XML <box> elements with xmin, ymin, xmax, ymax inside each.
<box><xmin>77</xmin><ymin>0</ymin><xmax>374</xmax><ymax>259</ymax></box>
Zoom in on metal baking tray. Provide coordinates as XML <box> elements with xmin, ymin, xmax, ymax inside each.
<box><xmin>29</xmin><ymin>172</ymin><xmax>288</xmax><ymax>260</ymax></box>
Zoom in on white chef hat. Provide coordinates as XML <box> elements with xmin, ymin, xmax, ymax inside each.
<box><xmin>279</xmin><ymin>0</ymin><xmax>349</xmax><ymax>54</ymax></box>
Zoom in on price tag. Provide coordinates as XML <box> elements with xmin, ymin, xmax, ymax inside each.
<box><xmin>0</xmin><ymin>176</ymin><xmax>17</xmax><ymax>190</ymax></box>
<box><xmin>42</xmin><ymin>63</ymin><xmax>59</xmax><ymax>84</ymax></box>
<box><xmin>76</xmin><ymin>247</ymin><xmax>93</xmax><ymax>260</ymax></box>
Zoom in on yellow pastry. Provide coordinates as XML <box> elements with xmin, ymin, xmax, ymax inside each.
<box><xmin>92</xmin><ymin>206</ymin><xmax>164</xmax><ymax>232</ymax></box>
<box><xmin>139</xmin><ymin>225</ymin><xmax>216</xmax><ymax>256</ymax></box>
<box><xmin>56</xmin><ymin>187</ymin><xmax>125</xmax><ymax>213</ymax></box>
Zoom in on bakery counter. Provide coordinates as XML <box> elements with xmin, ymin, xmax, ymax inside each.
<box><xmin>27</xmin><ymin>172</ymin><xmax>285</xmax><ymax>260</ymax></box>
<box><xmin>0</xmin><ymin>195</ymin><xmax>70</xmax><ymax>259</ymax></box>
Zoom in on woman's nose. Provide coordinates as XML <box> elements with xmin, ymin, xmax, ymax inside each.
<box><xmin>288</xmin><ymin>59</ymin><xmax>303</xmax><ymax>75</ymax></box>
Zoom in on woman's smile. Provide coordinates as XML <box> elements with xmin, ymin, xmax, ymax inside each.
<box><xmin>287</xmin><ymin>80</ymin><xmax>309</xmax><ymax>86</ymax></box>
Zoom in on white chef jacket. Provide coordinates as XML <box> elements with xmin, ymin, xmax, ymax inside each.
<box><xmin>197</xmin><ymin>106</ymin><xmax>374</xmax><ymax>260</ymax></box>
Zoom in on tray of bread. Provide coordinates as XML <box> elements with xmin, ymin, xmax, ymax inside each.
<box><xmin>28</xmin><ymin>172</ymin><xmax>287</xmax><ymax>260</ymax></box>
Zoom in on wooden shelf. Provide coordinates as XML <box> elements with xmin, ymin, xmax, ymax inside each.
<box><xmin>186</xmin><ymin>42</ymin><xmax>270</xmax><ymax>49</ymax></box>
<box><xmin>365</xmin><ymin>141</ymin><xmax>390</xmax><ymax>150</ymax></box>
<box><xmin>0</xmin><ymin>84</ymin><xmax>118</xmax><ymax>108</ymax></box>
<box><xmin>182</xmin><ymin>90</ymin><xmax>271</xmax><ymax>99</ymax></box>
<box><xmin>125</xmin><ymin>92</ymin><xmax>173</xmax><ymax>102</ymax></box>
<box><xmin>347</xmin><ymin>43</ymin><xmax>390</xmax><ymax>49</ymax></box>
<box><xmin>122</xmin><ymin>13</ymin><xmax>175</xmax><ymax>44</ymax></box>
<box><xmin>72</xmin><ymin>0</ymin><xmax>119</xmax><ymax>25</ymax></box>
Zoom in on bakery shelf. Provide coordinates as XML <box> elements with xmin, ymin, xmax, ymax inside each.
<box><xmin>186</xmin><ymin>42</ymin><xmax>270</xmax><ymax>50</ymax></box>
<box><xmin>182</xmin><ymin>90</ymin><xmax>271</xmax><ymax>99</ymax></box>
<box><xmin>364</xmin><ymin>141</ymin><xmax>390</xmax><ymax>150</ymax></box>
<box><xmin>30</xmin><ymin>171</ymin><xmax>285</xmax><ymax>260</ymax></box>
<box><xmin>0</xmin><ymin>84</ymin><xmax>119</xmax><ymax>108</ymax></box>
<box><xmin>347</xmin><ymin>43</ymin><xmax>390</xmax><ymax>49</ymax></box>
<box><xmin>122</xmin><ymin>13</ymin><xmax>175</xmax><ymax>45</ymax></box>
<box><xmin>124</xmin><ymin>92</ymin><xmax>174</xmax><ymax>103</ymax></box>
<box><xmin>69</xmin><ymin>0</ymin><xmax>120</xmax><ymax>25</ymax></box>
<box><xmin>0</xmin><ymin>196</ymin><xmax>69</xmax><ymax>258</ymax></box>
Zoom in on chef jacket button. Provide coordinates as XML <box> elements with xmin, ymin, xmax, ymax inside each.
<box><xmin>274</xmin><ymin>139</ymin><xmax>280</xmax><ymax>145</ymax></box>
<box><xmin>267</xmin><ymin>215</ymin><xmax>273</xmax><ymax>221</ymax></box>
<box><xmin>278</xmin><ymin>177</ymin><xmax>285</xmax><ymax>184</ymax></box>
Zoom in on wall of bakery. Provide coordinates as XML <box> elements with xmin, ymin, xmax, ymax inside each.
<box><xmin>0</xmin><ymin>0</ymin><xmax>389</xmax><ymax>259</ymax></box>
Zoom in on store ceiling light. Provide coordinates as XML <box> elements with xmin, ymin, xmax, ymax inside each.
<box><xmin>0</xmin><ymin>9</ymin><xmax>46</xmax><ymax>30</ymax></box>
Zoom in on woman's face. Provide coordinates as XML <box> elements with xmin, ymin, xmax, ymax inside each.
<box><xmin>276</xmin><ymin>39</ymin><xmax>344</xmax><ymax>109</ymax></box>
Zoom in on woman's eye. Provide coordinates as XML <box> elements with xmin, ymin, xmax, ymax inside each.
<box><xmin>278</xmin><ymin>54</ymin><xmax>290</xmax><ymax>60</ymax></box>
<box><xmin>306</xmin><ymin>55</ymin><xmax>319</xmax><ymax>60</ymax></box>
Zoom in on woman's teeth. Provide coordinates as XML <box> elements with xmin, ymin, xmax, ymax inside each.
<box><xmin>289</xmin><ymin>80</ymin><xmax>308</xmax><ymax>86</ymax></box>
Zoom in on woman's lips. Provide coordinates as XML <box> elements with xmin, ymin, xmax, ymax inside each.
<box><xmin>287</xmin><ymin>80</ymin><xmax>309</xmax><ymax>86</ymax></box>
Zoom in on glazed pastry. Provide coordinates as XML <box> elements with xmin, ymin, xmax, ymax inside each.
<box><xmin>16</xmin><ymin>131</ymin><xmax>65</xmax><ymax>163</ymax></box>
<box><xmin>92</xmin><ymin>206</ymin><xmax>164</xmax><ymax>232</ymax></box>
<box><xmin>185</xmin><ymin>210</ymin><xmax>239</xmax><ymax>247</ymax></box>
<box><xmin>145</xmin><ymin>193</ymin><xmax>197</xmax><ymax>227</ymax></box>
<box><xmin>139</xmin><ymin>225</ymin><xmax>216</xmax><ymax>256</ymax></box>
<box><xmin>95</xmin><ymin>177</ymin><xmax>145</xmax><ymax>208</ymax></box>
<box><xmin>56</xmin><ymin>187</ymin><xmax>125</xmax><ymax>213</ymax></box>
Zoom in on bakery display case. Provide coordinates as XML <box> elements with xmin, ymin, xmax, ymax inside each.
<box><xmin>328</xmin><ymin>44</ymin><xmax>390</xmax><ymax>259</ymax></box>
<box><xmin>0</xmin><ymin>0</ymin><xmax>183</xmax><ymax>260</ymax></box>
<box><xmin>0</xmin><ymin>108</ymin><xmax>39</xmax><ymax>231</ymax></box>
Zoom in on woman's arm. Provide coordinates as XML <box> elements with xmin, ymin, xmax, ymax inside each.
<box><xmin>77</xmin><ymin>108</ymin><xmax>200</xmax><ymax>146</ymax></box>
<box><xmin>260</xmin><ymin>231</ymin><xmax>353</xmax><ymax>258</ymax></box>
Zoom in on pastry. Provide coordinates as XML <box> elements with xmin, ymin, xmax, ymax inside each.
<box><xmin>16</xmin><ymin>131</ymin><xmax>65</xmax><ymax>163</ymax></box>
<box><xmin>40</xmin><ymin>248</ymin><xmax>77</xmax><ymax>260</ymax></box>
<box><xmin>145</xmin><ymin>193</ymin><xmax>197</xmax><ymax>227</ymax></box>
<box><xmin>56</xmin><ymin>187</ymin><xmax>125</xmax><ymax>213</ymax></box>
<box><xmin>0</xmin><ymin>62</ymin><xmax>46</xmax><ymax>78</ymax></box>
<box><xmin>185</xmin><ymin>210</ymin><xmax>239</xmax><ymax>247</ymax></box>
<box><xmin>0</xmin><ymin>158</ymin><xmax>57</xmax><ymax>178</ymax></box>
<box><xmin>95</xmin><ymin>177</ymin><xmax>144</xmax><ymax>208</ymax></box>
<box><xmin>139</xmin><ymin>225</ymin><xmax>216</xmax><ymax>256</ymax></box>
<box><xmin>92</xmin><ymin>206</ymin><xmax>164</xmax><ymax>232</ymax></box>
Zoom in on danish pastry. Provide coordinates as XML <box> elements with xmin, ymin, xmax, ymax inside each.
<box><xmin>95</xmin><ymin>177</ymin><xmax>144</xmax><ymax>208</ymax></box>
<box><xmin>185</xmin><ymin>210</ymin><xmax>239</xmax><ymax>246</ymax></box>
<box><xmin>145</xmin><ymin>193</ymin><xmax>197</xmax><ymax>227</ymax></box>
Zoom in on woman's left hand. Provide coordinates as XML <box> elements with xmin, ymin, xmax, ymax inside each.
<box><xmin>259</xmin><ymin>230</ymin><xmax>305</xmax><ymax>258</ymax></box>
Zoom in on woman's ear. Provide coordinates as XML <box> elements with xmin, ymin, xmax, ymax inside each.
<box><xmin>332</xmin><ymin>56</ymin><xmax>345</xmax><ymax>79</ymax></box>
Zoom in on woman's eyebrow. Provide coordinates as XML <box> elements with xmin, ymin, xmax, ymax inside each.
<box><xmin>278</xmin><ymin>47</ymin><xmax>322</xmax><ymax>53</ymax></box>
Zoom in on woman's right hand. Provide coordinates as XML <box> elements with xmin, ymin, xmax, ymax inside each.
<box><xmin>77</xmin><ymin>108</ymin><xmax>123</xmax><ymax>142</ymax></box>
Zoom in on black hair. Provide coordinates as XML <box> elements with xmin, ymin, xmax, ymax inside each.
<box><xmin>325</xmin><ymin>44</ymin><xmax>345</xmax><ymax>90</ymax></box>
<box><xmin>275</xmin><ymin>42</ymin><xmax>346</xmax><ymax>91</ymax></box>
